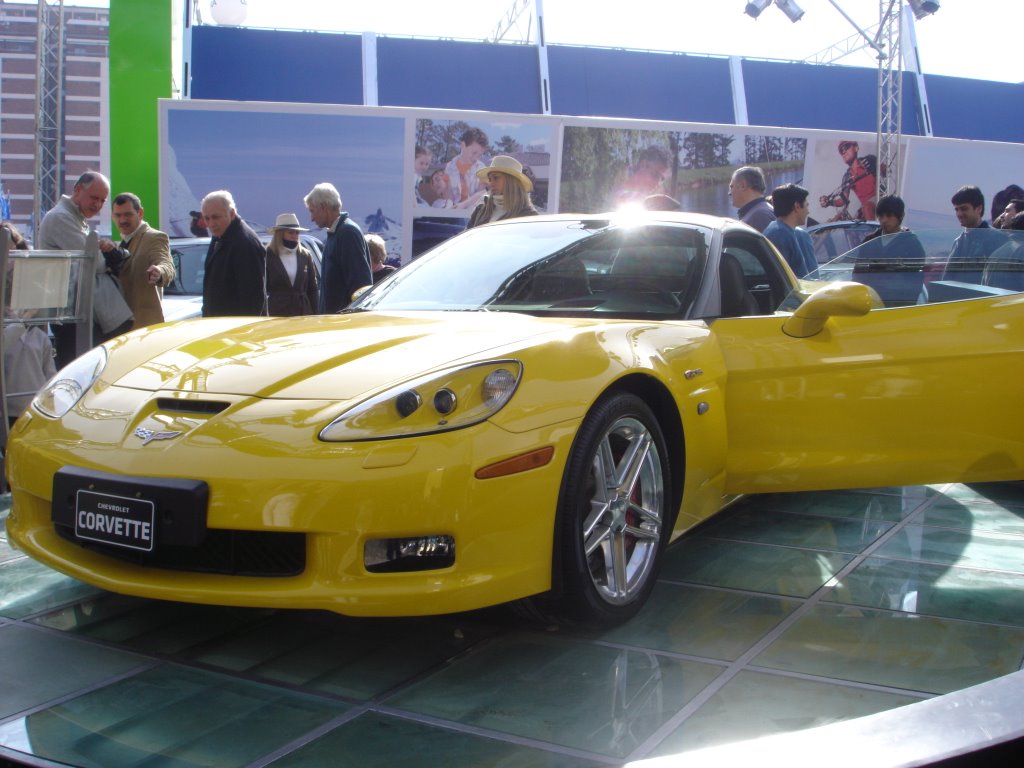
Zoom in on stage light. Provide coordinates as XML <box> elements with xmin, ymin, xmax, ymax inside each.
<box><xmin>775</xmin><ymin>0</ymin><xmax>805</xmax><ymax>23</ymax></box>
<box><xmin>907</xmin><ymin>0</ymin><xmax>940</xmax><ymax>19</ymax></box>
<box><xmin>744</xmin><ymin>0</ymin><xmax>772</xmax><ymax>19</ymax></box>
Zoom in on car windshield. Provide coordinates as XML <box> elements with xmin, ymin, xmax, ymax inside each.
<box><xmin>807</xmin><ymin>221</ymin><xmax>878</xmax><ymax>265</ymax></box>
<box><xmin>353</xmin><ymin>218</ymin><xmax>711</xmax><ymax>318</ymax></box>
<box><xmin>782</xmin><ymin>227</ymin><xmax>1024</xmax><ymax>309</ymax></box>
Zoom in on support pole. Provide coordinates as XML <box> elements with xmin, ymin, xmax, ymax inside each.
<box><xmin>534</xmin><ymin>0</ymin><xmax>551</xmax><ymax>115</ymax></box>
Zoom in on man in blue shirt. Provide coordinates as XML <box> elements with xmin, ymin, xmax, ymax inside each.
<box><xmin>764</xmin><ymin>183</ymin><xmax>817</xmax><ymax>278</ymax></box>
<box><xmin>945</xmin><ymin>184</ymin><xmax>1006</xmax><ymax>284</ymax></box>
<box><xmin>304</xmin><ymin>182</ymin><xmax>372</xmax><ymax>313</ymax></box>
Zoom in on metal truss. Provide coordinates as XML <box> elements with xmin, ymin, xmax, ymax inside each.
<box><xmin>33</xmin><ymin>0</ymin><xmax>65</xmax><ymax>230</ymax></box>
<box><xmin>804</xmin><ymin>1</ymin><xmax>906</xmax><ymax>200</ymax></box>
<box><xmin>491</xmin><ymin>0</ymin><xmax>534</xmax><ymax>43</ymax></box>
<box><xmin>875</xmin><ymin>0</ymin><xmax>903</xmax><ymax>199</ymax></box>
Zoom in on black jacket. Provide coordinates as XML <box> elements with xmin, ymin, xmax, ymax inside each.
<box><xmin>203</xmin><ymin>216</ymin><xmax>267</xmax><ymax>317</ymax></box>
<box><xmin>319</xmin><ymin>214</ymin><xmax>372</xmax><ymax>313</ymax></box>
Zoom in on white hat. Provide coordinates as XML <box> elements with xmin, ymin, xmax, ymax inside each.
<box><xmin>475</xmin><ymin>155</ymin><xmax>533</xmax><ymax>192</ymax></box>
<box><xmin>268</xmin><ymin>212</ymin><xmax>309</xmax><ymax>233</ymax></box>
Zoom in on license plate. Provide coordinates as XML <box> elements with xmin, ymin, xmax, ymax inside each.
<box><xmin>74</xmin><ymin>489</ymin><xmax>156</xmax><ymax>552</ymax></box>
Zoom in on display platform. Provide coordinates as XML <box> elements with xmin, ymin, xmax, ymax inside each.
<box><xmin>1</xmin><ymin>483</ymin><xmax>1023</xmax><ymax>766</ymax></box>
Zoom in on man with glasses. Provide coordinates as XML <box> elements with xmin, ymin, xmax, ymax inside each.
<box><xmin>37</xmin><ymin>170</ymin><xmax>132</xmax><ymax>366</ymax></box>
<box><xmin>819</xmin><ymin>140</ymin><xmax>880</xmax><ymax>222</ymax></box>
<box><xmin>729</xmin><ymin>166</ymin><xmax>774</xmax><ymax>233</ymax></box>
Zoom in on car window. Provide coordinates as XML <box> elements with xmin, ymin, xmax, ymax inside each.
<box><xmin>721</xmin><ymin>232</ymin><xmax>789</xmax><ymax>315</ymax></box>
<box><xmin>785</xmin><ymin>227</ymin><xmax>1024</xmax><ymax>309</ymax></box>
<box><xmin>353</xmin><ymin>218</ymin><xmax>711</xmax><ymax>318</ymax></box>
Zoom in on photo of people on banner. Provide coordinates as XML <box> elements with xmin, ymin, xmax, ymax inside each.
<box><xmin>412</xmin><ymin>118</ymin><xmax>553</xmax><ymax>214</ymax></box>
<box><xmin>559</xmin><ymin>126</ymin><xmax>806</xmax><ymax>216</ymax></box>
<box><xmin>817</xmin><ymin>139</ymin><xmax>886</xmax><ymax>222</ymax></box>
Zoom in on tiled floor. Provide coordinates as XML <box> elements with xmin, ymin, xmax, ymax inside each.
<box><xmin>1</xmin><ymin>483</ymin><xmax>1023</xmax><ymax>767</ymax></box>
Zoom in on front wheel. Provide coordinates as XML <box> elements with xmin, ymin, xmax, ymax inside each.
<box><xmin>555</xmin><ymin>392</ymin><xmax>671</xmax><ymax>626</ymax></box>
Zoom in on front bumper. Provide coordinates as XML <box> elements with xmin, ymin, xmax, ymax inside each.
<box><xmin>5</xmin><ymin>406</ymin><xmax>579</xmax><ymax>617</ymax></box>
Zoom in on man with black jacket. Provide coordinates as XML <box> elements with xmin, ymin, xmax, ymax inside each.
<box><xmin>200</xmin><ymin>190</ymin><xmax>267</xmax><ymax>317</ymax></box>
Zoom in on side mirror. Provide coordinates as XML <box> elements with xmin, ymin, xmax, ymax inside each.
<box><xmin>782</xmin><ymin>281</ymin><xmax>879</xmax><ymax>338</ymax></box>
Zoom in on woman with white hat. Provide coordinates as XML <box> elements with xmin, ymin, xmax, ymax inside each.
<box><xmin>265</xmin><ymin>212</ymin><xmax>320</xmax><ymax>315</ymax></box>
<box><xmin>466</xmin><ymin>156</ymin><xmax>538</xmax><ymax>229</ymax></box>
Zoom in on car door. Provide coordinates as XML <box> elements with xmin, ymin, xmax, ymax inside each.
<box><xmin>711</xmin><ymin>289</ymin><xmax>1024</xmax><ymax>493</ymax></box>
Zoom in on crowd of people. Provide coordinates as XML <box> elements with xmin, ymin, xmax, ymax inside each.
<box><xmin>3</xmin><ymin>159</ymin><xmax>1022</xmax><ymax>425</ymax></box>
<box><xmin>720</xmin><ymin>164</ymin><xmax>1024</xmax><ymax>285</ymax></box>
<box><xmin>5</xmin><ymin>153</ymin><xmax>542</xmax><ymax>333</ymax></box>
<box><xmin>1</xmin><ymin>155</ymin><xmax>543</xmax><ymax>421</ymax></box>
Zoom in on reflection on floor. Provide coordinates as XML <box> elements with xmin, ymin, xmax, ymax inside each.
<box><xmin>2</xmin><ymin>484</ymin><xmax>1023</xmax><ymax>767</ymax></box>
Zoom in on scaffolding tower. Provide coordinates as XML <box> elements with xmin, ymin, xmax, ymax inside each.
<box><xmin>806</xmin><ymin>1</ymin><xmax>936</xmax><ymax>202</ymax></box>
<box><xmin>875</xmin><ymin>0</ymin><xmax>902</xmax><ymax>200</ymax></box>
<box><xmin>33</xmin><ymin>0</ymin><xmax>65</xmax><ymax>233</ymax></box>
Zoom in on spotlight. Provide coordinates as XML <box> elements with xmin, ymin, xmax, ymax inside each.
<box><xmin>744</xmin><ymin>0</ymin><xmax>772</xmax><ymax>18</ymax></box>
<box><xmin>775</xmin><ymin>0</ymin><xmax>805</xmax><ymax>23</ymax></box>
<box><xmin>907</xmin><ymin>0</ymin><xmax>940</xmax><ymax>19</ymax></box>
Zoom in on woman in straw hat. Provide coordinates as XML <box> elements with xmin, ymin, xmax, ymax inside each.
<box><xmin>265</xmin><ymin>212</ymin><xmax>320</xmax><ymax>315</ymax></box>
<box><xmin>466</xmin><ymin>156</ymin><xmax>538</xmax><ymax>229</ymax></box>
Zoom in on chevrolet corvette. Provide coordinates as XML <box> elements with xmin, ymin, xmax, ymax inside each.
<box><xmin>5</xmin><ymin>213</ymin><xmax>1023</xmax><ymax>625</ymax></box>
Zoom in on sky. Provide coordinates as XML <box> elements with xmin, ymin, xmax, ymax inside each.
<box><xmin>29</xmin><ymin>0</ymin><xmax>1018</xmax><ymax>84</ymax></box>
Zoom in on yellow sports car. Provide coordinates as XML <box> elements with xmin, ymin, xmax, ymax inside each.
<box><xmin>5</xmin><ymin>213</ymin><xmax>1023</xmax><ymax>626</ymax></box>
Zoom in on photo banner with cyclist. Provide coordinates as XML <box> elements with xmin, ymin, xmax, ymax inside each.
<box><xmin>160</xmin><ymin>100</ymin><xmax>1024</xmax><ymax>262</ymax></box>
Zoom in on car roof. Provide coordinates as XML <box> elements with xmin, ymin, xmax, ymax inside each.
<box><xmin>484</xmin><ymin>211</ymin><xmax>743</xmax><ymax>230</ymax></box>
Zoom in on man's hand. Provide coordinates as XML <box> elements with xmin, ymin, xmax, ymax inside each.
<box><xmin>146</xmin><ymin>265</ymin><xmax>162</xmax><ymax>285</ymax></box>
<box><xmin>98</xmin><ymin>239</ymin><xmax>126</xmax><ymax>274</ymax></box>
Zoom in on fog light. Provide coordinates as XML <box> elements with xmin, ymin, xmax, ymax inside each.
<box><xmin>364</xmin><ymin>535</ymin><xmax>455</xmax><ymax>573</ymax></box>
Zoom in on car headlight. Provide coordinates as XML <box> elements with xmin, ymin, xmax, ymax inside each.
<box><xmin>33</xmin><ymin>345</ymin><xmax>107</xmax><ymax>419</ymax></box>
<box><xmin>321</xmin><ymin>360</ymin><xmax>523</xmax><ymax>442</ymax></box>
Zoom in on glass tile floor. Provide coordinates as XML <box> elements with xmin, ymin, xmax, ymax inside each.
<box><xmin>1</xmin><ymin>483</ymin><xmax>1022</xmax><ymax>767</ymax></box>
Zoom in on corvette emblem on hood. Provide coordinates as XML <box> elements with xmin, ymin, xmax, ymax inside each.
<box><xmin>134</xmin><ymin>427</ymin><xmax>184</xmax><ymax>446</ymax></box>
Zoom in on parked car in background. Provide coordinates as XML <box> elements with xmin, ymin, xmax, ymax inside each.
<box><xmin>163</xmin><ymin>233</ymin><xmax>324</xmax><ymax>321</ymax></box>
<box><xmin>806</xmin><ymin>219</ymin><xmax>877</xmax><ymax>265</ymax></box>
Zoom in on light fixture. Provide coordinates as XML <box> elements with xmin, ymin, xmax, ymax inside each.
<box><xmin>907</xmin><ymin>0</ymin><xmax>940</xmax><ymax>20</ymax></box>
<box><xmin>744</xmin><ymin>0</ymin><xmax>772</xmax><ymax>18</ymax></box>
<box><xmin>774</xmin><ymin>0</ymin><xmax>805</xmax><ymax>23</ymax></box>
<box><xmin>744</xmin><ymin>0</ymin><xmax>803</xmax><ymax>23</ymax></box>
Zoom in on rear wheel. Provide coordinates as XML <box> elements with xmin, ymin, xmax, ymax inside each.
<box><xmin>555</xmin><ymin>392</ymin><xmax>670</xmax><ymax>626</ymax></box>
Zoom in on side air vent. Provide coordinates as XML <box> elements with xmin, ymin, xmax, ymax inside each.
<box><xmin>155</xmin><ymin>398</ymin><xmax>230</xmax><ymax>415</ymax></box>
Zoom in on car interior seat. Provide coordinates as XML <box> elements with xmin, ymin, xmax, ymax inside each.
<box><xmin>719</xmin><ymin>251</ymin><xmax>760</xmax><ymax>317</ymax></box>
<box><xmin>609</xmin><ymin>247</ymin><xmax>691</xmax><ymax>290</ymax></box>
<box><xmin>528</xmin><ymin>256</ymin><xmax>591</xmax><ymax>302</ymax></box>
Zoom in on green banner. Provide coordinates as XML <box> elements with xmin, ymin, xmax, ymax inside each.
<box><xmin>108</xmin><ymin>0</ymin><xmax>172</xmax><ymax>227</ymax></box>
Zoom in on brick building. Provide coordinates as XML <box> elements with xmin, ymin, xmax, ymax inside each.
<box><xmin>0</xmin><ymin>0</ymin><xmax>108</xmax><ymax>240</ymax></box>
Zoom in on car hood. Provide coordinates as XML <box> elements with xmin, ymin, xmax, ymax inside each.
<box><xmin>105</xmin><ymin>312</ymin><xmax>576</xmax><ymax>401</ymax></box>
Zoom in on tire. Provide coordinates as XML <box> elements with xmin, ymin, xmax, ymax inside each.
<box><xmin>555</xmin><ymin>392</ymin><xmax>670</xmax><ymax>626</ymax></box>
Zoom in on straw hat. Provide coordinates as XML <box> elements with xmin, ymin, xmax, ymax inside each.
<box><xmin>475</xmin><ymin>155</ymin><xmax>533</xmax><ymax>192</ymax></box>
<box><xmin>267</xmin><ymin>212</ymin><xmax>309</xmax><ymax>232</ymax></box>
